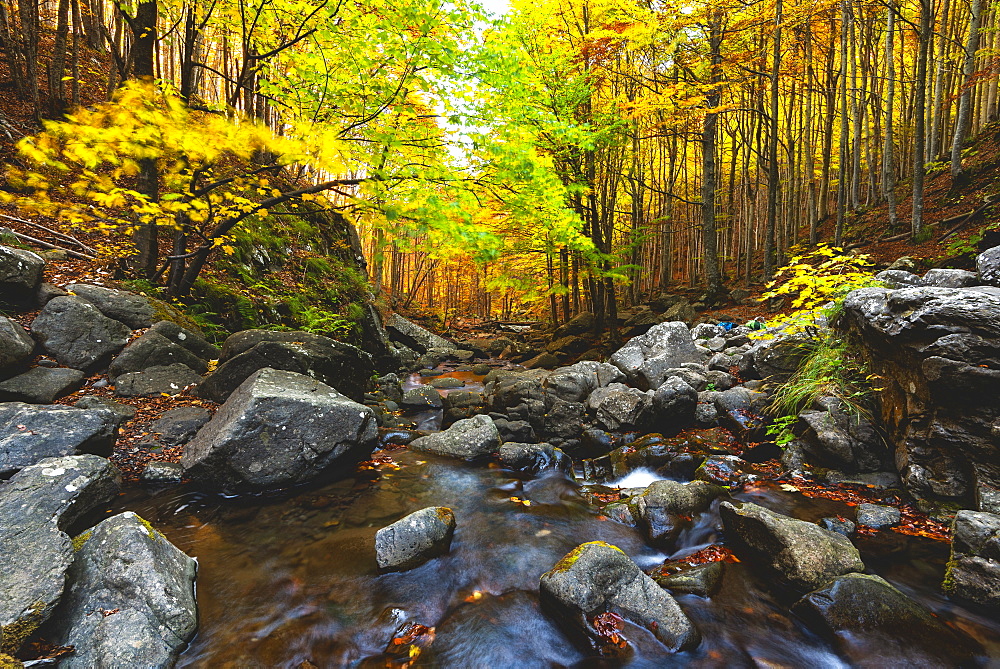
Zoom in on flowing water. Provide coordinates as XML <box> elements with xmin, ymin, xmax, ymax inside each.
<box><xmin>101</xmin><ymin>369</ymin><xmax>1000</xmax><ymax>667</ymax></box>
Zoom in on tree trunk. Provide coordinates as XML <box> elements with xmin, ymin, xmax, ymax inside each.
<box><xmin>950</xmin><ymin>0</ymin><xmax>984</xmax><ymax>183</ymax></box>
<box><xmin>763</xmin><ymin>0</ymin><xmax>782</xmax><ymax>277</ymax></box>
<box><xmin>702</xmin><ymin>12</ymin><xmax>724</xmax><ymax>300</ymax></box>
<box><xmin>882</xmin><ymin>2</ymin><xmax>899</xmax><ymax>229</ymax></box>
<box><xmin>912</xmin><ymin>0</ymin><xmax>932</xmax><ymax>240</ymax></box>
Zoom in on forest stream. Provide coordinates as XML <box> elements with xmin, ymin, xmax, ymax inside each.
<box><xmin>95</xmin><ymin>367</ymin><xmax>1000</xmax><ymax>668</ymax></box>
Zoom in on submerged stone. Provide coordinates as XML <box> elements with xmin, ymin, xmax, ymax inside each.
<box><xmin>539</xmin><ymin>541</ymin><xmax>699</xmax><ymax>653</ymax></box>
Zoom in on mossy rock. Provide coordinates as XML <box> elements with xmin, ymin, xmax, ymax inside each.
<box><xmin>147</xmin><ymin>296</ymin><xmax>205</xmax><ymax>335</ymax></box>
<box><xmin>0</xmin><ymin>600</ymin><xmax>44</xmax><ymax>655</ymax></box>
<box><xmin>0</xmin><ymin>653</ymin><xmax>24</xmax><ymax>668</ymax></box>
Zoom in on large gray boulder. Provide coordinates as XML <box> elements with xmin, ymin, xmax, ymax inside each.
<box><xmin>108</xmin><ymin>330</ymin><xmax>209</xmax><ymax>380</ymax></box>
<box><xmin>182</xmin><ymin>368</ymin><xmax>378</xmax><ymax>492</ymax></box>
<box><xmin>608</xmin><ymin>322</ymin><xmax>701</xmax><ymax>390</ymax></box>
<box><xmin>796</xmin><ymin>396</ymin><xmax>885</xmax><ymax>473</ymax></box>
<box><xmin>385</xmin><ymin>313</ymin><xmax>456</xmax><ymax>353</ymax></box>
<box><xmin>409</xmin><ymin>414</ymin><xmax>499</xmax><ymax>461</ymax></box>
<box><xmin>943</xmin><ymin>510</ymin><xmax>1000</xmax><ymax>610</ymax></box>
<box><xmin>922</xmin><ymin>268</ymin><xmax>978</xmax><ymax>288</ymax></box>
<box><xmin>498</xmin><ymin>442</ymin><xmax>572</xmax><ymax>475</ymax></box>
<box><xmin>544</xmin><ymin>361</ymin><xmax>625</xmax><ymax>404</ymax></box>
<box><xmin>0</xmin><ymin>455</ymin><xmax>121</xmax><ymax>655</ymax></box>
<box><xmin>0</xmin><ymin>244</ymin><xmax>44</xmax><ymax>308</ymax></box>
<box><xmin>375</xmin><ymin>506</ymin><xmax>456</xmax><ymax>571</ymax></box>
<box><xmin>198</xmin><ymin>330</ymin><xmax>373</xmax><ymax>403</ymax></box>
<box><xmin>66</xmin><ymin>283</ymin><xmax>155</xmax><ymax>329</ymax></box>
<box><xmin>592</xmin><ymin>385</ymin><xmax>652</xmax><ymax>432</ymax></box>
<box><xmin>0</xmin><ymin>316</ymin><xmax>34</xmax><ymax>378</ymax></box>
<box><xmin>633</xmin><ymin>480</ymin><xmax>727</xmax><ymax>545</ymax></box>
<box><xmin>648</xmin><ymin>376</ymin><xmax>698</xmax><ymax>431</ymax></box>
<box><xmin>720</xmin><ymin>501</ymin><xmax>864</xmax><ymax>591</ymax></box>
<box><xmin>976</xmin><ymin>245</ymin><xmax>1000</xmax><ymax>286</ymax></box>
<box><xmin>839</xmin><ymin>286</ymin><xmax>1000</xmax><ymax>510</ymax></box>
<box><xmin>43</xmin><ymin>512</ymin><xmax>197</xmax><ymax>668</ymax></box>
<box><xmin>874</xmin><ymin>269</ymin><xmax>925</xmax><ymax>288</ymax></box>
<box><xmin>0</xmin><ymin>402</ymin><xmax>117</xmax><ymax>477</ymax></box>
<box><xmin>539</xmin><ymin>541</ymin><xmax>699</xmax><ymax>653</ymax></box>
<box><xmin>0</xmin><ymin>367</ymin><xmax>84</xmax><ymax>403</ymax></box>
<box><xmin>30</xmin><ymin>296</ymin><xmax>132</xmax><ymax>371</ymax></box>
<box><xmin>794</xmin><ymin>573</ymin><xmax>978</xmax><ymax>666</ymax></box>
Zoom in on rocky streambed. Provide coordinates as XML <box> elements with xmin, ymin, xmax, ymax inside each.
<box><xmin>3</xmin><ymin>241</ymin><xmax>1000</xmax><ymax>667</ymax></box>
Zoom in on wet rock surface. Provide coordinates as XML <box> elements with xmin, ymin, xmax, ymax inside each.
<box><xmin>43</xmin><ymin>511</ymin><xmax>197</xmax><ymax>668</ymax></box>
<box><xmin>182</xmin><ymin>368</ymin><xmax>378</xmax><ymax>492</ymax></box>
<box><xmin>794</xmin><ymin>573</ymin><xmax>979</xmax><ymax>667</ymax></box>
<box><xmin>0</xmin><ymin>455</ymin><xmax>121</xmax><ymax>655</ymax></box>
<box><xmin>539</xmin><ymin>541</ymin><xmax>699</xmax><ymax>653</ymax></box>
<box><xmin>839</xmin><ymin>286</ymin><xmax>1000</xmax><ymax>510</ymax></box>
<box><xmin>944</xmin><ymin>510</ymin><xmax>1000</xmax><ymax>610</ymax></box>
<box><xmin>409</xmin><ymin>414</ymin><xmax>499</xmax><ymax>461</ymax></box>
<box><xmin>375</xmin><ymin>506</ymin><xmax>456</xmax><ymax>571</ymax></box>
<box><xmin>720</xmin><ymin>501</ymin><xmax>864</xmax><ymax>591</ymax></box>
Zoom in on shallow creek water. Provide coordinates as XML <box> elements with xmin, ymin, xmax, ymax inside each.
<box><xmin>104</xmin><ymin>370</ymin><xmax>1000</xmax><ymax>667</ymax></box>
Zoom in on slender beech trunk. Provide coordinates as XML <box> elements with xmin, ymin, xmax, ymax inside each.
<box><xmin>882</xmin><ymin>2</ymin><xmax>899</xmax><ymax>229</ymax></box>
<box><xmin>950</xmin><ymin>0</ymin><xmax>984</xmax><ymax>183</ymax></box>
<box><xmin>764</xmin><ymin>0</ymin><xmax>782</xmax><ymax>277</ymax></box>
<box><xmin>702</xmin><ymin>13</ymin><xmax>724</xmax><ymax>300</ymax></box>
<box><xmin>912</xmin><ymin>0</ymin><xmax>932</xmax><ymax>240</ymax></box>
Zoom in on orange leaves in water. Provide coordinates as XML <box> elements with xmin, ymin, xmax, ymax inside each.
<box><xmin>650</xmin><ymin>544</ymin><xmax>739</xmax><ymax>578</ymax></box>
<box><xmin>779</xmin><ymin>476</ymin><xmax>951</xmax><ymax>542</ymax></box>
<box><xmin>385</xmin><ymin>623</ymin><xmax>436</xmax><ymax>666</ymax></box>
<box><xmin>591</xmin><ymin>611</ymin><xmax>628</xmax><ymax>649</ymax></box>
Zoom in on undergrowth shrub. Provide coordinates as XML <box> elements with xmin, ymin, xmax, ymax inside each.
<box><xmin>759</xmin><ymin>245</ymin><xmax>884</xmax><ymax>446</ymax></box>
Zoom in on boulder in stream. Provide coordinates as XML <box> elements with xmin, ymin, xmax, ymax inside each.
<box><xmin>375</xmin><ymin>506</ymin><xmax>456</xmax><ymax>571</ymax></box>
<box><xmin>44</xmin><ymin>511</ymin><xmax>197</xmax><ymax>668</ymax></box>
<box><xmin>409</xmin><ymin>414</ymin><xmax>500</xmax><ymax>461</ymax></box>
<box><xmin>498</xmin><ymin>442</ymin><xmax>572</xmax><ymax>475</ymax></box>
<box><xmin>385</xmin><ymin>314</ymin><xmax>456</xmax><ymax>353</ymax></box>
<box><xmin>839</xmin><ymin>286</ymin><xmax>1000</xmax><ymax>511</ymax></box>
<box><xmin>633</xmin><ymin>480</ymin><xmax>727</xmax><ymax>545</ymax></box>
<box><xmin>182</xmin><ymin>368</ymin><xmax>378</xmax><ymax>492</ymax></box>
<box><xmin>793</xmin><ymin>572</ymin><xmax>979</xmax><ymax>667</ymax></box>
<box><xmin>648</xmin><ymin>376</ymin><xmax>698</xmax><ymax>430</ymax></box>
<box><xmin>0</xmin><ymin>455</ymin><xmax>121</xmax><ymax>655</ymax></box>
<box><xmin>539</xmin><ymin>541</ymin><xmax>699</xmax><ymax>653</ymax></box>
<box><xmin>943</xmin><ymin>510</ymin><xmax>1000</xmax><ymax>610</ymax></box>
<box><xmin>720</xmin><ymin>501</ymin><xmax>864</xmax><ymax>591</ymax></box>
